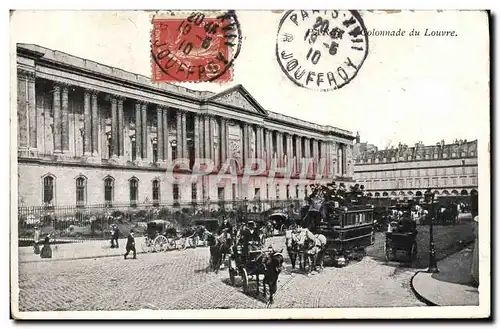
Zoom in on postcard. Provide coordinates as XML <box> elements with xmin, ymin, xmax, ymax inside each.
<box><xmin>10</xmin><ymin>9</ymin><xmax>490</xmax><ymax>319</ymax></box>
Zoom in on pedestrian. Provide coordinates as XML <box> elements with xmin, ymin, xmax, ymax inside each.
<box><xmin>40</xmin><ymin>236</ymin><xmax>52</xmax><ymax>259</ymax></box>
<box><xmin>33</xmin><ymin>225</ymin><xmax>41</xmax><ymax>255</ymax></box>
<box><xmin>124</xmin><ymin>230</ymin><xmax>136</xmax><ymax>259</ymax></box>
<box><xmin>111</xmin><ymin>223</ymin><xmax>120</xmax><ymax>248</ymax></box>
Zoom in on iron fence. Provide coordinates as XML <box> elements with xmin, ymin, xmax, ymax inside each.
<box><xmin>17</xmin><ymin>199</ymin><xmax>304</xmax><ymax>240</ymax></box>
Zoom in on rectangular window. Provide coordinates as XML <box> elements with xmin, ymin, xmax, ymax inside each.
<box><xmin>173</xmin><ymin>183</ymin><xmax>179</xmax><ymax>202</ymax></box>
<box><xmin>43</xmin><ymin>176</ymin><xmax>54</xmax><ymax>205</ymax></box>
<box><xmin>131</xmin><ymin>139</ymin><xmax>137</xmax><ymax>161</ymax></box>
<box><xmin>153</xmin><ymin>142</ymin><xmax>158</xmax><ymax>164</ymax></box>
<box><xmin>232</xmin><ymin>183</ymin><xmax>236</xmax><ymax>200</ymax></box>
<box><xmin>130</xmin><ymin>179</ymin><xmax>138</xmax><ymax>206</ymax></box>
<box><xmin>296</xmin><ymin>185</ymin><xmax>299</xmax><ymax>198</ymax></box>
<box><xmin>218</xmin><ymin>187</ymin><xmax>225</xmax><ymax>201</ymax></box>
<box><xmin>286</xmin><ymin>184</ymin><xmax>290</xmax><ymax>199</ymax></box>
<box><xmin>76</xmin><ymin>177</ymin><xmax>86</xmax><ymax>207</ymax></box>
<box><xmin>152</xmin><ymin>180</ymin><xmax>160</xmax><ymax>206</ymax></box>
<box><xmin>104</xmin><ymin>178</ymin><xmax>114</xmax><ymax>205</ymax></box>
<box><xmin>472</xmin><ymin>178</ymin><xmax>477</xmax><ymax>185</ymax></box>
<box><xmin>276</xmin><ymin>185</ymin><xmax>280</xmax><ymax>199</ymax></box>
<box><xmin>462</xmin><ymin>178</ymin><xmax>467</xmax><ymax>185</ymax></box>
<box><xmin>453</xmin><ymin>178</ymin><xmax>457</xmax><ymax>185</ymax></box>
<box><xmin>254</xmin><ymin>188</ymin><xmax>261</xmax><ymax>199</ymax></box>
<box><xmin>191</xmin><ymin>182</ymin><xmax>197</xmax><ymax>202</ymax></box>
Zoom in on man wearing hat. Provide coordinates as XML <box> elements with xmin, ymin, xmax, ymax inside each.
<box><xmin>241</xmin><ymin>221</ymin><xmax>261</xmax><ymax>263</ymax></box>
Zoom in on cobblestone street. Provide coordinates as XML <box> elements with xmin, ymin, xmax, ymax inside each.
<box><xmin>17</xmin><ymin>218</ymin><xmax>475</xmax><ymax>311</ymax></box>
<box><xmin>18</xmin><ymin>234</ymin><xmax>429</xmax><ymax>311</ymax></box>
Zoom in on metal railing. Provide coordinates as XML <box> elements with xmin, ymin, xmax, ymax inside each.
<box><xmin>17</xmin><ymin>199</ymin><xmax>304</xmax><ymax>240</ymax></box>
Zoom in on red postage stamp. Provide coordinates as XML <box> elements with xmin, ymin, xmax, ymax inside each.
<box><xmin>151</xmin><ymin>11</ymin><xmax>242</xmax><ymax>83</ymax></box>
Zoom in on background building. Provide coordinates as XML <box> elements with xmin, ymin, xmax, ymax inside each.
<box><xmin>353</xmin><ymin>137</ymin><xmax>478</xmax><ymax>200</ymax></box>
<box><xmin>16</xmin><ymin>44</ymin><xmax>356</xmax><ymax>208</ymax></box>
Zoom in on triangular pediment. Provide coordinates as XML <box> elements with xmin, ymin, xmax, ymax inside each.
<box><xmin>206</xmin><ymin>85</ymin><xmax>268</xmax><ymax>116</ymax></box>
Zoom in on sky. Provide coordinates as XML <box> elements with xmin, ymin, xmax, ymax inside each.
<box><xmin>10</xmin><ymin>10</ymin><xmax>489</xmax><ymax>149</ymax></box>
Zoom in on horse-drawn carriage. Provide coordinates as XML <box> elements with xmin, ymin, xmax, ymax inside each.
<box><xmin>315</xmin><ymin>205</ymin><xmax>375</xmax><ymax>266</ymax></box>
<box><xmin>141</xmin><ymin>220</ymin><xmax>176</xmax><ymax>253</ymax></box>
<box><xmin>228</xmin><ymin>240</ymin><xmax>284</xmax><ymax>303</ymax></box>
<box><xmin>384</xmin><ymin>230</ymin><xmax>418</xmax><ymax>262</ymax></box>
<box><xmin>266</xmin><ymin>207</ymin><xmax>294</xmax><ymax>236</ymax></box>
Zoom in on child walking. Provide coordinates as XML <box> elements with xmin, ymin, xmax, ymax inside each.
<box><xmin>124</xmin><ymin>230</ymin><xmax>136</xmax><ymax>259</ymax></box>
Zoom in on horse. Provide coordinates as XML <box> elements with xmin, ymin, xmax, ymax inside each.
<box><xmin>284</xmin><ymin>228</ymin><xmax>306</xmax><ymax>270</ymax></box>
<box><xmin>254</xmin><ymin>248</ymin><xmax>285</xmax><ymax>304</ymax></box>
<box><xmin>296</xmin><ymin>227</ymin><xmax>327</xmax><ymax>274</ymax></box>
<box><xmin>201</xmin><ymin>229</ymin><xmax>232</xmax><ymax>273</ymax></box>
<box><xmin>177</xmin><ymin>225</ymin><xmax>205</xmax><ymax>250</ymax></box>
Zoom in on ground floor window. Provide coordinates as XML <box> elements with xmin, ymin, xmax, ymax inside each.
<box><xmin>76</xmin><ymin>176</ymin><xmax>86</xmax><ymax>206</ymax></box>
<box><xmin>130</xmin><ymin>177</ymin><xmax>139</xmax><ymax>206</ymax></box>
<box><xmin>43</xmin><ymin>175</ymin><xmax>55</xmax><ymax>205</ymax></box>
<box><xmin>173</xmin><ymin>183</ymin><xmax>180</xmax><ymax>201</ymax></box>
<box><xmin>104</xmin><ymin>177</ymin><xmax>114</xmax><ymax>205</ymax></box>
<box><xmin>152</xmin><ymin>179</ymin><xmax>160</xmax><ymax>206</ymax></box>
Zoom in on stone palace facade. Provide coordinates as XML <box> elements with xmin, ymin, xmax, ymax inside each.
<box><xmin>353</xmin><ymin>137</ymin><xmax>478</xmax><ymax>199</ymax></box>
<box><xmin>16</xmin><ymin>44</ymin><xmax>355</xmax><ymax>207</ymax></box>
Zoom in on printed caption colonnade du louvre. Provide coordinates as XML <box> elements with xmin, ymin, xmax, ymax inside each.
<box><xmin>10</xmin><ymin>10</ymin><xmax>490</xmax><ymax>319</ymax></box>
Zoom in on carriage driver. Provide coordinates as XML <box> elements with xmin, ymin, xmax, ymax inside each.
<box><xmin>241</xmin><ymin>221</ymin><xmax>261</xmax><ymax>263</ymax></box>
<box><xmin>218</xmin><ymin>216</ymin><xmax>233</xmax><ymax>236</ymax></box>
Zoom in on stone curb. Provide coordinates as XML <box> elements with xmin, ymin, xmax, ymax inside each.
<box><xmin>410</xmin><ymin>271</ymin><xmax>438</xmax><ymax>306</ymax></box>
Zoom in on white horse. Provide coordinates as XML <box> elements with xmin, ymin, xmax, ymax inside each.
<box><xmin>296</xmin><ymin>227</ymin><xmax>327</xmax><ymax>273</ymax></box>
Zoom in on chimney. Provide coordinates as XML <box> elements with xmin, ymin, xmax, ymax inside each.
<box><xmin>355</xmin><ymin>131</ymin><xmax>360</xmax><ymax>144</ymax></box>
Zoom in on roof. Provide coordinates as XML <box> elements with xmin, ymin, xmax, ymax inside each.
<box><xmin>17</xmin><ymin>43</ymin><xmax>354</xmax><ymax>139</ymax></box>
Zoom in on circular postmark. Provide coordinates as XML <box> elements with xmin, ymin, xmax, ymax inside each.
<box><xmin>276</xmin><ymin>10</ymin><xmax>369</xmax><ymax>91</ymax></box>
<box><xmin>151</xmin><ymin>10</ymin><xmax>242</xmax><ymax>82</ymax></box>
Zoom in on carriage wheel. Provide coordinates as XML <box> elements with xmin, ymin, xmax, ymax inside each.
<box><xmin>241</xmin><ymin>268</ymin><xmax>249</xmax><ymax>293</ymax></box>
<box><xmin>141</xmin><ymin>239</ymin><xmax>152</xmax><ymax>253</ymax></box>
<box><xmin>154</xmin><ymin>235</ymin><xmax>168</xmax><ymax>252</ymax></box>
<box><xmin>229</xmin><ymin>268</ymin><xmax>236</xmax><ymax>286</ymax></box>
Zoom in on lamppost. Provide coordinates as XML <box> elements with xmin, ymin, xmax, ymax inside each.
<box><xmin>424</xmin><ymin>188</ymin><xmax>439</xmax><ymax>273</ymax></box>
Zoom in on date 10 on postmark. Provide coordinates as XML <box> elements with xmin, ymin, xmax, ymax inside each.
<box><xmin>151</xmin><ymin>11</ymin><xmax>242</xmax><ymax>83</ymax></box>
<box><xmin>276</xmin><ymin>10</ymin><xmax>369</xmax><ymax>91</ymax></box>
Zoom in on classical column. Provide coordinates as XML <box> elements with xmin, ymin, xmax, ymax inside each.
<box><xmin>135</xmin><ymin>102</ymin><xmax>142</xmax><ymax>160</ymax></box>
<box><xmin>276</xmin><ymin>131</ymin><xmax>283</xmax><ymax>163</ymax></box>
<box><xmin>91</xmin><ymin>91</ymin><xmax>99</xmax><ymax>157</ymax></box>
<box><xmin>242</xmin><ymin>123</ymin><xmax>249</xmax><ymax>167</ymax></box>
<box><xmin>17</xmin><ymin>72</ymin><xmax>28</xmax><ymax>150</ymax></box>
<box><xmin>342</xmin><ymin>145</ymin><xmax>347</xmax><ymax>175</ymax></box>
<box><xmin>193</xmin><ymin>114</ymin><xmax>200</xmax><ymax>159</ymax></box>
<box><xmin>209</xmin><ymin>115</ymin><xmax>215</xmax><ymax>162</ymax></box>
<box><xmin>286</xmin><ymin>134</ymin><xmax>292</xmax><ymax>162</ymax></box>
<box><xmin>176</xmin><ymin>110</ymin><xmax>183</xmax><ymax>160</ymax></box>
<box><xmin>304</xmin><ymin>138</ymin><xmax>311</xmax><ymax>159</ymax></box>
<box><xmin>157</xmin><ymin>107</ymin><xmax>164</xmax><ymax>161</ymax></box>
<box><xmin>256</xmin><ymin>126</ymin><xmax>262</xmax><ymax>161</ymax></box>
<box><xmin>203</xmin><ymin>115</ymin><xmax>210</xmax><ymax>161</ymax></box>
<box><xmin>110</xmin><ymin>96</ymin><xmax>119</xmax><ymax>158</ymax></box>
<box><xmin>295</xmin><ymin>135</ymin><xmax>301</xmax><ymax>171</ymax></box>
<box><xmin>199</xmin><ymin>114</ymin><xmax>205</xmax><ymax>159</ymax></box>
<box><xmin>162</xmin><ymin>108</ymin><xmax>169</xmax><ymax>162</ymax></box>
<box><xmin>27</xmin><ymin>74</ymin><xmax>37</xmax><ymax>151</ymax></box>
<box><xmin>181</xmin><ymin>111</ymin><xmax>188</xmax><ymax>159</ymax></box>
<box><xmin>220</xmin><ymin>118</ymin><xmax>227</xmax><ymax>165</ymax></box>
<box><xmin>53</xmin><ymin>84</ymin><xmax>62</xmax><ymax>153</ymax></box>
<box><xmin>83</xmin><ymin>91</ymin><xmax>92</xmax><ymax>156</ymax></box>
<box><xmin>61</xmin><ymin>84</ymin><xmax>70</xmax><ymax>153</ymax></box>
<box><xmin>141</xmin><ymin>103</ymin><xmax>148</xmax><ymax>160</ymax></box>
<box><xmin>117</xmin><ymin>97</ymin><xmax>124</xmax><ymax>157</ymax></box>
<box><xmin>265</xmin><ymin>129</ymin><xmax>272</xmax><ymax>167</ymax></box>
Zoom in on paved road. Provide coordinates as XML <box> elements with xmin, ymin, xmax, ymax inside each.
<box><xmin>18</xmin><ymin>234</ymin><xmax>425</xmax><ymax>311</ymax></box>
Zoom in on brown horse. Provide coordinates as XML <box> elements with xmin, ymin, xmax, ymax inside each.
<box><xmin>285</xmin><ymin>228</ymin><xmax>306</xmax><ymax>271</ymax></box>
<box><xmin>254</xmin><ymin>248</ymin><xmax>285</xmax><ymax>304</ymax></box>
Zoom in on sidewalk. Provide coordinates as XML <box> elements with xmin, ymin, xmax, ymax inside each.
<box><xmin>411</xmin><ymin>244</ymin><xmax>479</xmax><ymax>306</ymax></box>
<box><xmin>18</xmin><ymin>237</ymin><xmax>147</xmax><ymax>263</ymax></box>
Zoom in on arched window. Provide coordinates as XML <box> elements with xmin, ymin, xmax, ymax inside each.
<box><xmin>130</xmin><ymin>177</ymin><xmax>139</xmax><ymax>206</ymax></box>
<box><xmin>152</xmin><ymin>179</ymin><xmax>160</xmax><ymax>206</ymax></box>
<box><xmin>104</xmin><ymin>176</ymin><xmax>114</xmax><ymax>205</ymax></box>
<box><xmin>76</xmin><ymin>176</ymin><xmax>87</xmax><ymax>206</ymax></box>
<box><xmin>43</xmin><ymin>175</ymin><xmax>55</xmax><ymax>205</ymax></box>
